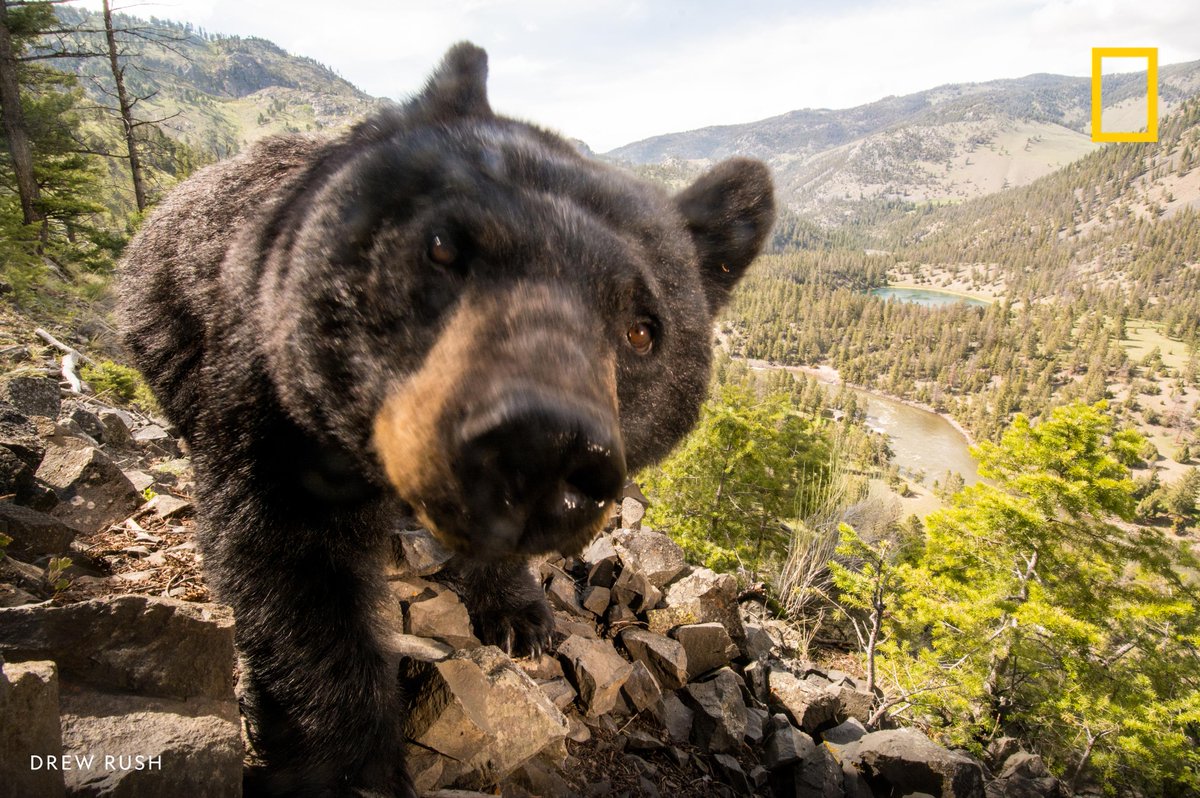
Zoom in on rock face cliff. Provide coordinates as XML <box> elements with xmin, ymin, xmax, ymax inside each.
<box><xmin>0</xmin><ymin>362</ymin><xmax>1064</xmax><ymax>797</ymax></box>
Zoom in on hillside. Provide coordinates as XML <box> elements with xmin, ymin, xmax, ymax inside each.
<box><xmin>608</xmin><ymin>62</ymin><xmax>1200</xmax><ymax>218</ymax></box>
<box><xmin>50</xmin><ymin>6</ymin><xmax>380</xmax><ymax>160</ymax></box>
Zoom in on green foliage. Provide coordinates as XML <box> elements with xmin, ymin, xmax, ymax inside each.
<box><xmin>643</xmin><ymin>382</ymin><xmax>831</xmax><ymax>577</ymax></box>
<box><xmin>832</xmin><ymin>403</ymin><xmax>1200</xmax><ymax>795</ymax></box>
<box><xmin>45</xmin><ymin>556</ymin><xmax>71</xmax><ymax>594</ymax></box>
<box><xmin>81</xmin><ymin>359</ymin><xmax>157</xmax><ymax>409</ymax></box>
<box><xmin>0</xmin><ymin>531</ymin><xmax>11</xmax><ymax>560</ymax></box>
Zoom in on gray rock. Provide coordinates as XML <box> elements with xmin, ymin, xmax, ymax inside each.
<box><xmin>547</xmin><ymin>573</ymin><xmax>589</xmax><ymax>618</ymax></box>
<box><xmin>682</xmin><ymin>668</ymin><xmax>746</xmax><ymax>754</ymax></box>
<box><xmin>744</xmin><ymin>623</ymin><xmax>774</xmax><ymax>660</ymax></box>
<box><xmin>1</xmin><ymin>660</ymin><xmax>65</xmax><ymax>798</ymax></box>
<box><xmin>0</xmin><ymin>400</ymin><xmax>44</xmax><ymax>472</ymax></box>
<box><xmin>0</xmin><ymin>502</ymin><xmax>76</xmax><ymax>558</ymax></box>
<box><xmin>611</xmin><ymin>528</ymin><xmax>686</xmax><ymax>588</ymax></box>
<box><xmin>822</xmin><ymin>717</ymin><xmax>868</xmax><ymax>746</ymax></box>
<box><xmin>406</xmin><ymin>590</ymin><xmax>480</xmax><ymax>649</ymax></box>
<box><xmin>986</xmin><ymin>737</ymin><xmax>1021</xmax><ymax>770</ymax></box>
<box><xmin>769</xmin><ymin>668</ymin><xmax>840</xmax><ymax>733</ymax></box>
<box><xmin>762</xmin><ymin>717</ymin><xmax>816</xmax><ymax>770</ymax></box>
<box><xmin>847</xmin><ymin>729</ymin><xmax>986</xmax><ymax>798</ymax></box>
<box><xmin>0</xmin><ymin>596</ymin><xmax>236</xmax><ymax>700</ymax></box>
<box><xmin>145</xmin><ymin>493</ymin><xmax>192</xmax><ymax>519</ymax></box>
<box><xmin>391</xmin><ymin>527</ymin><xmax>453</xmax><ymax>577</ymax></box>
<box><xmin>68</xmin><ymin>408</ymin><xmax>106</xmax><ymax>442</ymax></box>
<box><xmin>672</xmin><ymin>622</ymin><xmax>738</xmax><ymax>680</ymax></box>
<box><xmin>59</xmin><ymin>688</ymin><xmax>241</xmax><ymax>798</ymax></box>
<box><xmin>121</xmin><ymin>470</ymin><xmax>155</xmax><ymax>494</ymax></box>
<box><xmin>402</xmin><ymin>646</ymin><xmax>568</xmax><ymax>788</ymax></box>
<box><xmin>985</xmin><ymin>752</ymin><xmax>1064</xmax><ymax>798</ymax></box>
<box><xmin>557</xmin><ymin>635</ymin><xmax>633</xmax><ymax>717</ymax></box>
<box><xmin>621</xmin><ymin>660</ymin><xmax>662</xmax><ymax>713</ymax></box>
<box><xmin>743</xmin><ymin>659</ymin><xmax>770</xmax><ymax>704</ymax></box>
<box><xmin>619</xmin><ymin>628</ymin><xmax>688</xmax><ymax>691</ymax></box>
<box><xmin>653</xmin><ymin>692</ymin><xmax>694</xmax><ymax>743</ymax></box>
<box><xmin>619</xmin><ymin>497</ymin><xmax>646</xmax><ymax>530</ymax></box>
<box><xmin>2</xmin><ymin>376</ymin><xmax>60</xmax><ymax>418</ymax></box>
<box><xmin>538</xmin><ymin>677</ymin><xmax>577</xmax><ymax>711</ymax></box>
<box><xmin>658</xmin><ymin>567</ymin><xmax>745</xmax><ymax>652</ymax></box>
<box><xmin>97</xmin><ymin>409</ymin><xmax>133</xmax><ymax>448</ymax></box>
<box><xmin>712</xmin><ymin>753</ymin><xmax>751</xmax><ymax>794</ymax></box>
<box><xmin>836</xmin><ymin>683</ymin><xmax>877</xmax><ymax>723</ymax></box>
<box><xmin>35</xmin><ymin>440</ymin><xmax>141</xmax><ymax>533</ymax></box>
<box><xmin>744</xmin><ymin>705</ymin><xmax>768</xmax><ymax>744</ymax></box>
<box><xmin>580</xmin><ymin>585</ymin><xmax>610</xmax><ymax>616</ymax></box>
<box><xmin>131</xmin><ymin>424</ymin><xmax>178</xmax><ymax>457</ymax></box>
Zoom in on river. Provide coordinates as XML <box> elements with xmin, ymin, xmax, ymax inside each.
<box><xmin>748</xmin><ymin>361</ymin><xmax>980</xmax><ymax>487</ymax></box>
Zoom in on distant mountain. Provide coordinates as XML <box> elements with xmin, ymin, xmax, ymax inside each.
<box><xmin>606</xmin><ymin>62</ymin><xmax>1200</xmax><ymax>218</ymax></box>
<box><xmin>51</xmin><ymin>6</ymin><xmax>380</xmax><ymax>160</ymax></box>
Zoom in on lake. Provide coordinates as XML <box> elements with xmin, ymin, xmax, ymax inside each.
<box><xmin>870</xmin><ymin>286</ymin><xmax>989</xmax><ymax>309</ymax></box>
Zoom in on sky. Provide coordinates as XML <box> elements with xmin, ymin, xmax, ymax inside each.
<box><xmin>71</xmin><ymin>0</ymin><xmax>1200</xmax><ymax>152</ymax></box>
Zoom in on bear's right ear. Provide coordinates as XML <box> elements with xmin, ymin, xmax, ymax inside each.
<box><xmin>675</xmin><ymin>158</ymin><xmax>775</xmax><ymax>314</ymax></box>
<box><xmin>415</xmin><ymin>42</ymin><xmax>492</xmax><ymax>120</ymax></box>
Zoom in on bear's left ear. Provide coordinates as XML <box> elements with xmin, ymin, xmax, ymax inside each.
<box><xmin>416</xmin><ymin>41</ymin><xmax>492</xmax><ymax>120</ymax></box>
<box><xmin>675</xmin><ymin>158</ymin><xmax>775</xmax><ymax>313</ymax></box>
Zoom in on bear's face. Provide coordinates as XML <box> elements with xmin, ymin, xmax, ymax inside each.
<box><xmin>259</xmin><ymin>44</ymin><xmax>774</xmax><ymax>558</ymax></box>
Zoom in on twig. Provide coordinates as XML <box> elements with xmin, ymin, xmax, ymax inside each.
<box><xmin>34</xmin><ymin>328</ymin><xmax>96</xmax><ymax>366</ymax></box>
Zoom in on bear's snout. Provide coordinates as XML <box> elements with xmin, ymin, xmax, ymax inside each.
<box><xmin>456</xmin><ymin>391</ymin><xmax>625</xmax><ymax>554</ymax></box>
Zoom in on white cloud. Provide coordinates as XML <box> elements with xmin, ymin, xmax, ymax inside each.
<box><xmin>72</xmin><ymin>0</ymin><xmax>1200</xmax><ymax>151</ymax></box>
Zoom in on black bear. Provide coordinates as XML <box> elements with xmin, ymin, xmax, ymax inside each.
<box><xmin>118</xmin><ymin>42</ymin><xmax>774</xmax><ymax>797</ymax></box>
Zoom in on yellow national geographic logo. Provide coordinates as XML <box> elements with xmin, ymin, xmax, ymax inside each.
<box><xmin>1091</xmin><ymin>47</ymin><xmax>1158</xmax><ymax>142</ymax></box>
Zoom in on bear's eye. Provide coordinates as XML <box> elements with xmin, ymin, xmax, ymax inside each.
<box><xmin>428</xmin><ymin>233</ymin><xmax>459</xmax><ymax>267</ymax></box>
<box><xmin>627</xmin><ymin>321</ymin><xmax>654</xmax><ymax>355</ymax></box>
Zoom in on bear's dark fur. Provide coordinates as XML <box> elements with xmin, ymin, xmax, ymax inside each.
<box><xmin>118</xmin><ymin>43</ymin><xmax>774</xmax><ymax>797</ymax></box>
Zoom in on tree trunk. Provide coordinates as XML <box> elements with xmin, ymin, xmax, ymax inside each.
<box><xmin>102</xmin><ymin>0</ymin><xmax>145</xmax><ymax>212</ymax></box>
<box><xmin>0</xmin><ymin>0</ymin><xmax>42</xmax><ymax>225</ymax></box>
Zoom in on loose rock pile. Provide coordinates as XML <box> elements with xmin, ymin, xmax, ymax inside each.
<box><xmin>0</xmin><ymin>370</ymin><xmax>1067</xmax><ymax>797</ymax></box>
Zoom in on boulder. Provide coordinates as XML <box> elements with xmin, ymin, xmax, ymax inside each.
<box><xmin>621</xmin><ymin>660</ymin><xmax>662</xmax><ymax>713</ymax></box>
<box><xmin>712</xmin><ymin>753</ymin><xmax>752</xmax><ymax>794</ymax></box>
<box><xmin>769</xmin><ymin>669</ymin><xmax>840</xmax><ymax>733</ymax></box>
<box><xmin>619</xmin><ymin>497</ymin><xmax>646</xmax><ymax>530</ymax></box>
<box><xmin>0</xmin><ymin>400</ymin><xmax>44</xmax><ymax>472</ymax></box>
<box><xmin>390</xmin><ymin>527</ymin><xmax>453</xmax><ymax>577</ymax></box>
<box><xmin>672</xmin><ymin>622</ymin><xmax>738</xmax><ymax>680</ymax></box>
<box><xmin>846</xmin><ymin>728</ymin><xmax>986</xmax><ymax>798</ymax></box>
<box><xmin>744</xmin><ymin>623</ymin><xmax>774</xmax><ymax>661</ymax></box>
<box><xmin>1</xmin><ymin>660</ymin><xmax>65</xmax><ymax>798</ymax></box>
<box><xmin>658</xmin><ymin>568</ymin><xmax>745</xmax><ymax>651</ymax></box>
<box><xmin>652</xmin><ymin>692</ymin><xmax>694</xmax><ymax>744</ymax></box>
<box><xmin>58</xmin><ymin>689</ymin><xmax>241</xmax><ymax>798</ymax></box>
<box><xmin>557</xmin><ymin>635</ymin><xmax>633</xmax><ymax>717</ymax></box>
<box><xmin>97</xmin><ymin>409</ymin><xmax>133</xmax><ymax>448</ymax></box>
<box><xmin>2</xmin><ymin>376</ymin><xmax>60</xmax><ymax>419</ymax></box>
<box><xmin>580</xmin><ymin>585</ymin><xmax>610</xmax><ymax>616</ymax></box>
<box><xmin>618</xmin><ymin>628</ymin><xmax>688</xmax><ymax>691</ymax></box>
<box><xmin>546</xmin><ymin>573</ymin><xmax>589</xmax><ymax>618</ymax></box>
<box><xmin>537</xmin><ymin>677</ymin><xmax>577</xmax><ymax>711</ymax></box>
<box><xmin>835</xmin><ymin>683</ymin><xmax>877</xmax><ymax>724</ymax></box>
<box><xmin>822</xmin><ymin>717</ymin><xmax>868</xmax><ymax>747</ymax></box>
<box><xmin>35</xmin><ymin>440</ymin><xmax>141</xmax><ymax>533</ymax></box>
<box><xmin>985</xmin><ymin>752</ymin><xmax>1064</xmax><ymax>798</ymax></box>
<box><xmin>68</xmin><ymin>408</ymin><xmax>106</xmax><ymax>442</ymax></box>
<box><xmin>0</xmin><ymin>502</ymin><xmax>76</xmax><ymax>559</ymax></box>
<box><xmin>405</xmin><ymin>590</ymin><xmax>480</xmax><ymax>649</ymax></box>
<box><xmin>131</xmin><ymin>424</ymin><xmax>178</xmax><ymax>457</ymax></box>
<box><xmin>681</xmin><ymin>668</ymin><xmax>746</xmax><ymax>754</ymax></box>
<box><xmin>402</xmin><ymin>646</ymin><xmax>568</xmax><ymax>789</ymax></box>
<box><xmin>611</xmin><ymin>528</ymin><xmax>686</xmax><ymax>589</ymax></box>
<box><xmin>0</xmin><ymin>596</ymin><xmax>236</xmax><ymax>700</ymax></box>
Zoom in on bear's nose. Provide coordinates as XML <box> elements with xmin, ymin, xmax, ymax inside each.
<box><xmin>457</xmin><ymin>394</ymin><xmax>626</xmax><ymax>551</ymax></box>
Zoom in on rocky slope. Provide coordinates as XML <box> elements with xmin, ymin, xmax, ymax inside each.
<box><xmin>0</xmin><ymin>341</ymin><xmax>1064</xmax><ymax>797</ymax></box>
